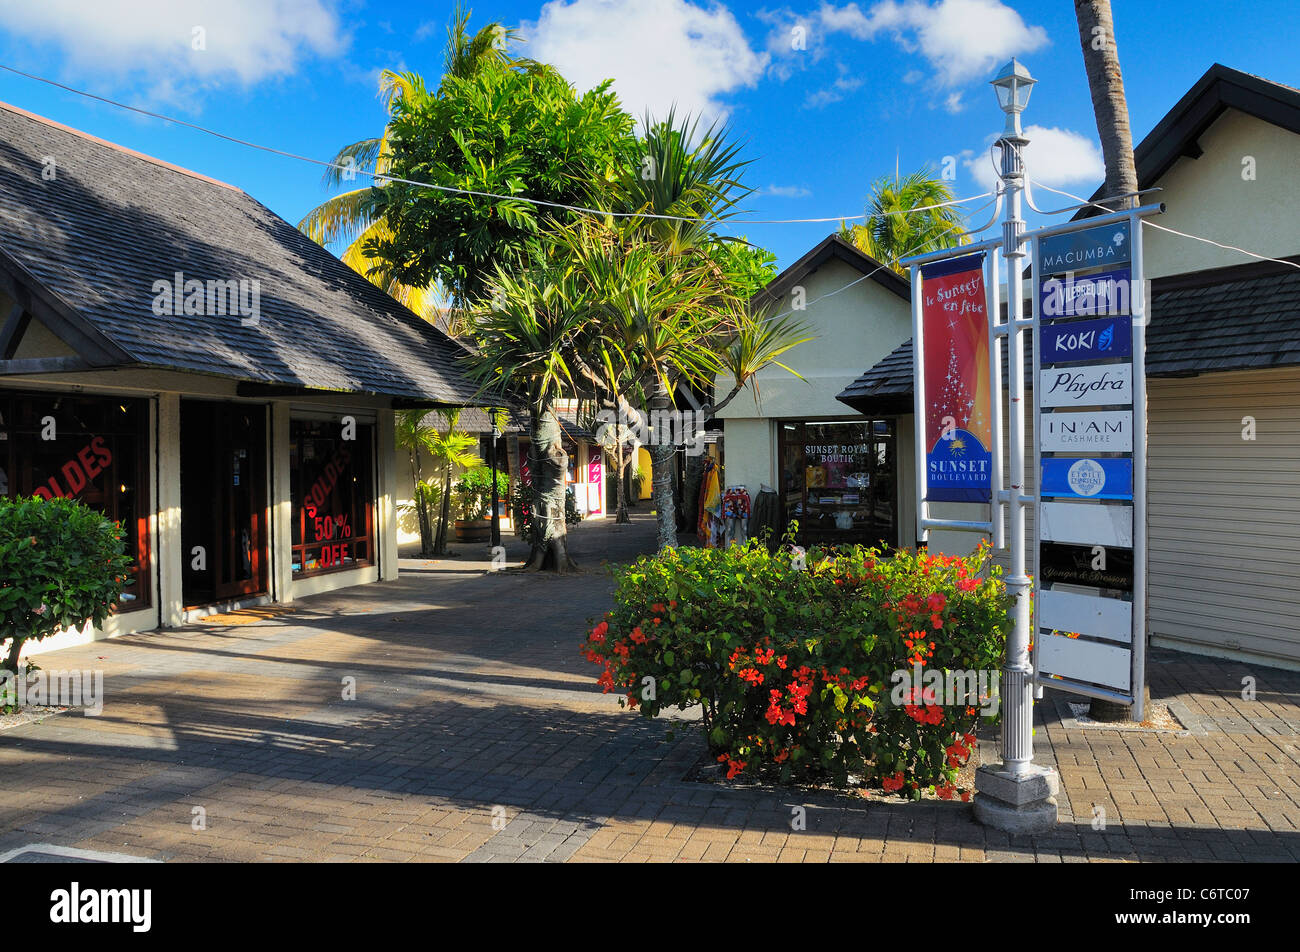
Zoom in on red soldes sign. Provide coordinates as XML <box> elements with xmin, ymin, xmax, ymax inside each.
<box><xmin>32</xmin><ymin>436</ymin><xmax>113</xmax><ymax>500</ymax></box>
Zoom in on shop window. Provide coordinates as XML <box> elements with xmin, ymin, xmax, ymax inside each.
<box><xmin>778</xmin><ymin>419</ymin><xmax>896</xmax><ymax>548</ymax></box>
<box><xmin>0</xmin><ymin>392</ymin><xmax>151</xmax><ymax>609</ymax></box>
<box><xmin>289</xmin><ymin>418</ymin><xmax>375</xmax><ymax>577</ymax></box>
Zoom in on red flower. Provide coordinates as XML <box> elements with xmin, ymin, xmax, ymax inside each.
<box><xmin>930</xmin><ymin>613</ymin><xmax>944</xmax><ymax>630</ymax></box>
<box><xmin>651</xmin><ymin>603</ymin><xmax>666</xmax><ymax>614</ymax></box>
<box><xmin>928</xmin><ymin>592</ymin><xmax>947</xmax><ymax>613</ymax></box>
<box><xmin>629</xmin><ymin>626</ymin><xmax>648</xmax><ymax>644</ymax></box>
<box><xmin>881</xmin><ymin>772</ymin><xmax>906</xmax><ymax>792</ymax></box>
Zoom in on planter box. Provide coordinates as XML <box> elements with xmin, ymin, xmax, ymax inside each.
<box><xmin>454</xmin><ymin>519</ymin><xmax>492</xmax><ymax>543</ymax></box>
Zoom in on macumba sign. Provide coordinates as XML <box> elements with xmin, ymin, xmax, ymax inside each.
<box><xmin>32</xmin><ymin>436</ymin><xmax>113</xmax><ymax>501</ymax></box>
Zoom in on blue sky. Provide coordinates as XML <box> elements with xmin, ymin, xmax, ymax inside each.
<box><xmin>0</xmin><ymin>0</ymin><xmax>1296</xmax><ymax>272</ymax></box>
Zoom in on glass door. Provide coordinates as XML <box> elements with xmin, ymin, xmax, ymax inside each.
<box><xmin>181</xmin><ymin>400</ymin><xmax>269</xmax><ymax>607</ymax></box>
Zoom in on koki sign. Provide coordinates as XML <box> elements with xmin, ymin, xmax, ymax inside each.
<box><xmin>1040</xmin><ymin>315</ymin><xmax>1132</xmax><ymax>363</ymax></box>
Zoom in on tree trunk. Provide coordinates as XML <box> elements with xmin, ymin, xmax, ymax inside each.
<box><xmin>1076</xmin><ymin>0</ymin><xmax>1140</xmax><ymax>722</ymax></box>
<box><xmin>4</xmin><ymin>634</ymin><xmax>24</xmax><ymax>675</ymax></box>
<box><xmin>523</xmin><ymin>403</ymin><xmax>578</xmax><ymax>573</ymax></box>
<box><xmin>1074</xmin><ymin>0</ymin><xmax>1139</xmax><ymax>212</ymax></box>
<box><xmin>410</xmin><ymin>449</ymin><xmax>434</xmax><ymax>556</ymax></box>
<box><xmin>434</xmin><ymin>462</ymin><xmax>453</xmax><ymax>555</ymax></box>
<box><xmin>614</xmin><ymin>440</ymin><xmax>630</xmax><ymax>524</ymax></box>
<box><xmin>648</xmin><ymin>381</ymin><xmax>678</xmax><ymax>551</ymax></box>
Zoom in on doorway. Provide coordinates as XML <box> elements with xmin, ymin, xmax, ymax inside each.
<box><xmin>180</xmin><ymin>400</ymin><xmax>269</xmax><ymax>607</ymax></box>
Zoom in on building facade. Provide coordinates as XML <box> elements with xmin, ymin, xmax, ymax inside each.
<box><xmin>0</xmin><ymin>102</ymin><xmax>482</xmax><ymax>655</ymax></box>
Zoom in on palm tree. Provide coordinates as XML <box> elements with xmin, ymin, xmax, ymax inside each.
<box><xmin>1073</xmin><ymin>0</ymin><xmax>1139</xmax><ymax>212</ymax></box>
<box><xmin>840</xmin><ymin>169</ymin><xmax>968</xmax><ymax>273</ymax></box>
<box><xmin>396</xmin><ymin>409</ymin><xmax>481</xmax><ymax>556</ymax></box>
<box><xmin>297</xmin><ymin>5</ymin><xmax>522</xmax><ymax>324</ymax></box>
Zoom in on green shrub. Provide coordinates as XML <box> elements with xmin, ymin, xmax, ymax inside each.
<box><xmin>581</xmin><ymin>532</ymin><xmax>1011</xmax><ymax>798</ymax></box>
<box><xmin>0</xmin><ymin>496</ymin><xmax>131</xmax><ymax>673</ymax></box>
<box><xmin>453</xmin><ymin>468</ymin><xmax>510</xmax><ymax>521</ymax></box>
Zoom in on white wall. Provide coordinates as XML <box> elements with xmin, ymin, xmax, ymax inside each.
<box><xmin>716</xmin><ymin>257</ymin><xmax>911</xmax><ymax>495</ymax></box>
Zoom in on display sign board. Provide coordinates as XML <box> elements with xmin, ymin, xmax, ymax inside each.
<box><xmin>1038</xmin><ymin>220</ymin><xmax>1130</xmax><ymax>274</ymax></box>
<box><xmin>1039</xmin><ymin>363</ymin><xmax>1132</xmax><ymax>407</ymax></box>
<box><xmin>1039</xmin><ymin>541</ymin><xmax>1134</xmax><ymax>591</ymax></box>
<box><xmin>1040</xmin><ymin>457</ymin><xmax>1132</xmax><ymax>499</ymax></box>
<box><xmin>1040</xmin><ymin>500</ymin><xmax>1133</xmax><ymax>547</ymax></box>
<box><xmin>1040</xmin><ymin>266</ymin><xmax>1133</xmax><ymax>318</ymax></box>
<box><xmin>1039</xmin><ymin>589</ymin><xmax>1133</xmax><ymax>643</ymax></box>
<box><xmin>1040</xmin><ymin>315</ymin><xmax>1132</xmax><ymax>363</ymax></box>
<box><xmin>1033</xmin><ymin>216</ymin><xmax>1148</xmax><ymax>712</ymax></box>
<box><xmin>1040</xmin><ymin>410</ymin><xmax>1133</xmax><ymax>452</ymax></box>
<box><xmin>587</xmin><ymin>456</ymin><xmax>603</xmax><ymax>514</ymax></box>
<box><xmin>919</xmin><ymin>253</ymin><xmax>992</xmax><ymax>503</ymax></box>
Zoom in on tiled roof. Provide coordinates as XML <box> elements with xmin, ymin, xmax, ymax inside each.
<box><xmin>838</xmin><ymin>259</ymin><xmax>1300</xmax><ymax>413</ymax></box>
<box><xmin>0</xmin><ymin>102</ymin><xmax>483</xmax><ymax>405</ymax></box>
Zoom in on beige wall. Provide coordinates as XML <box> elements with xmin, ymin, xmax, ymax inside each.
<box><xmin>716</xmin><ymin>258</ymin><xmax>911</xmax><ymax>494</ymax></box>
<box><xmin>1143</xmin><ymin>109</ymin><xmax>1300</xmax><ymax>279</ymax></box>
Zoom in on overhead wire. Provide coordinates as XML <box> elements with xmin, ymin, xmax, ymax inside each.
<box><xmin>0</xmin><ymin>62</ymin><xmax>991</xmax><ymax>227</ymax></box>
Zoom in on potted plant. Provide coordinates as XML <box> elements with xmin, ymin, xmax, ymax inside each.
<box><xmin>454</xmin><ymin>468</ymin><xmax>509</xmax><ymax>543</ymax></box>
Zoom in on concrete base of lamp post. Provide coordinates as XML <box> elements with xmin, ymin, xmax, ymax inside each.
<box><xmin>973</xmin><ymin>763</ymin><xmax>1060</xmax><ymax>834</ymax></box>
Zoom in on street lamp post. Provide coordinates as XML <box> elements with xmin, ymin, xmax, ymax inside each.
<box><xmin>972</xmin><ymin>58</ymin><xmax>1060</xmax><ymax>834</ymax></box>
<box><xmin>490</xmin><ymin>410</ymin><xmax>502</xmax><ymax>549</ymax></box>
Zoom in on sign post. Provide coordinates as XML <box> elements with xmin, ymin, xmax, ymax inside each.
<box><xmin>903</xmin><ymin>58</ymin><xmax>1163</xmax><ymax>833</ymax></box>
<box><xmin>1030</xmin><ymin>208</ymin><xmax>1161</xmax><ymax>721</ymax></box>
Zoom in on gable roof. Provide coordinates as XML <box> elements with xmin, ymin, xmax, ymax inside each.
<box><xmin>1077</xmin><ymin>63</ymin><xmax>1300</xmax><ymax>218</ymax></box>
<box><xmin>0</xmin><ymin>101</ymin><xmax>483</xmax><ymax>406</ymax></box>
<box><xmin>753</xmin><ymin>233</ymin><xmax>909</xmax><ymax>309</ymax></box>
<box><xmin>837</xmin><ymin>256</ymin><xmax>1300</xmax><ymax>414</ymax></box>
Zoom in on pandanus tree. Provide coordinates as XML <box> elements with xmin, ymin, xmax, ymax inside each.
<box><xmin>559</xmin><ymin>215</ymin><xmax>811</xmax><ymax>551</ymax></box>
<box><xmin>610</xmin><ymin>111</ymin><xmax>811</xmax><ymax>550</ymax></box>
<box><xmin>470</xmin><ymin>244</ymin><xmax>591</xmax><ymax>572</ymax></box>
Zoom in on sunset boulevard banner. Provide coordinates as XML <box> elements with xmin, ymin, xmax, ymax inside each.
<box><xmin>920</xmin><ymin>253</ymin><xmax>992</xmax><ymax>503</ymax></box>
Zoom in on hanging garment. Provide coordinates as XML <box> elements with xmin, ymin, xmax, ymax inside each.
<box><xmin>697</xmin><ymin>459</ymin><xmax>721</xmax><ymax>545</ymax></box>
<box><xmin>748</xmin><ymin>488</ymin><xmax>784</xmax><ymax>552</ymax></box>
<box><xmin>721</xmin><ymin>485</ymin><xmax>751</xmax><ymax>547</ymax></box>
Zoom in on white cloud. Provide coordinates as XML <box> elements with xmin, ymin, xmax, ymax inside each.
<box><xmin>763</xmin><ymin>184</ymin><xmax>813</xmax><ymax>198</ymax></box>
<box><xmin>523</xmin><ymin>0</ymin><xmax>768</xmax><ymax>122</ymax></box>
<box><xmin>963</xmin><ymin>125</ymin><xmax>1105</xmax><ymax>192</ymax></box>
<box><xmin>0</xmin><ymin>0</ymin><xmax>345</xmax><ymax>102</ymax></box>
<box><xmin>767</xmin><ymin>0</ymin><xmax>1048</xmax><ymax>87</ymax></box>
<box><xmin>803</xmin><ymin>69</ymin><xmax>863</xmax><ymax>108</ymax></box>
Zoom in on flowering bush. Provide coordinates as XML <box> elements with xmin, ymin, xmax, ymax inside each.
<box><xmin>581</xmin><ymin>536</ymin><xmax>1011</xmax><ymax>798</ymax></box>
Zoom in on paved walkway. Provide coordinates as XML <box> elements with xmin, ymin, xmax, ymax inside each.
<box><xmin>1</xmin><ymin>512</ymin><xmax>1297</xmax><ymax>862</ymax></box>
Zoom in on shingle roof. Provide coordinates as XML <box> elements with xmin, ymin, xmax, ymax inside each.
<box><xmin>0</xmin><ymin>102</ymin><xmax>483</xmax><ymax>405</ymax></box>
<box><xmin>753</xmin><ymin>233</ymin><xmax>909</xmax><ymax>310</ymax></box>
<box><xmin>1076</xmin><ymin>64</ymin><xmax>1300</xmax><ymax>219</ymax></box>
<box><xmin>837</xmin><ymin>259</ymin><xmax>1300</xmax><ymax>414</ymax></box>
